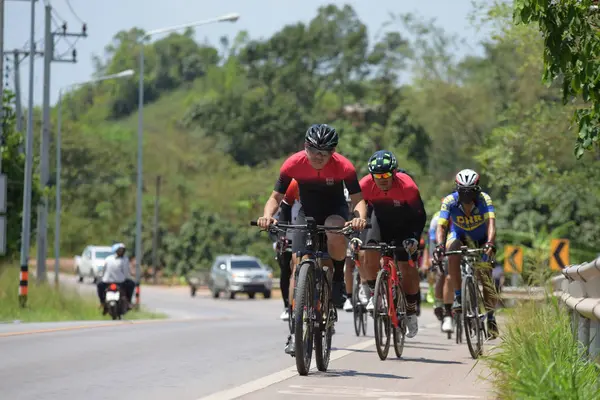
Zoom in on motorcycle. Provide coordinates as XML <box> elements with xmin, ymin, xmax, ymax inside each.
<box><xmin>104</xmin><ymin>283</ymin><xmax>129</xmax><ymax>320</ymax></box>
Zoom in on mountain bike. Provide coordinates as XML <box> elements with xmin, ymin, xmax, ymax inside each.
<box><xmin>444</xmin><ymin>246</ymin><xmax>488</xmax><ymax>359</ymax></box>
<box><xmin>358</xmin><ymin>241</ymin><xmax>407</xmax><ymax>360</ymax></box>
<box><xmin>251</xmin><ymin>218</ymin><xmax>366</xmax><ymax>375</ymax></box>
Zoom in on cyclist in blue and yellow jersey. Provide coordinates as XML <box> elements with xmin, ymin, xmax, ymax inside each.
<box><xmin>433</xmin><ymin>169</ymin><xmax>499</xmax><ymax>339</ymax></box>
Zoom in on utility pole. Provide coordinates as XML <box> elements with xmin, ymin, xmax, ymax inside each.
<box><xmin>19</xmin><ymin>0</ymin><xmax>37</xmax><ymax>308</ymax></box>
<box><xmin>151</xmin><ymin>175</ymin><xmax>161</xmax><ymax>285</ymax></box>
<box><xmin>36</xmin><ymin>4</ymin><xmax>87</xmax><ymax>283</ymax></box>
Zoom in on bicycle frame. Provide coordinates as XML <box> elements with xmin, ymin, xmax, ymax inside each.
<box><xmin>360</xmin><ymin>243</ymin><xmax>401</xmax><ymax>328</ymax></box>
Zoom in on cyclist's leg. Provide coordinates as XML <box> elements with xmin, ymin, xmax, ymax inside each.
<box><xmin>324</xmin><ymin>206</ymin><xmax>349</xmax><ymax>309</ymax></box>
<box><xmin>442</xmin><ymin>231</ymin><xmax>462</xmax><ymax>332</ymax></box>
<box><xmin>434</xmin><ymin>265</ymin><xmax>445</xmax><ymax>321</ymax></box>
<box><xmin>343</xmin><ymin>256</ymin><xmax>355</xmax><ymax>311</ymax></box>
<box><xmin>393</xmin><ymin>236</ymin><xmax>420</xmax><ymax>338</ymax></box>
<box><xmin>278</xmin><ymin>249</ymin><xmax>292</xmax><ymax>320</ymax></box>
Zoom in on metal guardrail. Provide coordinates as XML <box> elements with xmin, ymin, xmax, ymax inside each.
<box><xmin>551</xmin><ymin>257</ymin><xmax>600</xmax><ymax>363</ymax></box>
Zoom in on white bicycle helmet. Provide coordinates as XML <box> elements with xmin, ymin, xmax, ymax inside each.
<box><xmin>455</xmin><ymin>169</ymin><xmax>480</xmax><ymax>189</ymax></box>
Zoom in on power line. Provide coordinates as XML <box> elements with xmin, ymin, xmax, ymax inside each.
<box><xmin>64</xmin><ymin>0</ymin><xmax>84</xmax><ymax>24</ymax></box>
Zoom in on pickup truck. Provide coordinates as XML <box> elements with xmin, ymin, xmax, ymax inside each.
<box><xmin>74</xmin><ymin>245</ymin><xmax>113</xmax><ymax>283</ymax></box>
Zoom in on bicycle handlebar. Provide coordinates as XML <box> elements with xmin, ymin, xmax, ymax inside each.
<box><xmin>250</xmin><ymin>220</ymin><xmax>371</xmax><ymax>235</ymax></box>
<box><xmin>444</xmin><ymin>246</ymin><xmax>486</xmax><ymax>256</ymax></box>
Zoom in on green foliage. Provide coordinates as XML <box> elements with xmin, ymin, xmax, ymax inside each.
<box><xmin>1</xmin><ymin>91</ymin><xmax>42</xmax><ymax>260</ymax></box>
<box><xmin>483</xmin><ymin>299</ymin><xmax>600</xmax><ymax>399</ymax></box>
<box><xmin>514</xmin><ymin>0</ymin><xmax>600</xmax><ymax>158</ymax></box>
<box><xmin>0</xmin><ymin>264</ymin><xmax>165</xmax><ymax>321</ymax></box>
<box><xmin>41</xmin><ymin>1</ymin><xmax>600</xmax><ymax>281</ymax></box>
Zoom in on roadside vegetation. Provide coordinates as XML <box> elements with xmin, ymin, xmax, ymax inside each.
<box><xmin>483</xmin><ymin>299</ymin><xmax>600</xmax><ymax>400</ymax></box>
<box><xmin>0</xmin><ymin>265</ymin><xmax>165</xmax><ymax>322</ymax></box>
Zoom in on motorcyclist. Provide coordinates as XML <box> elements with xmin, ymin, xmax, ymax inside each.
<box><xmin>97</xmin><ymin>243</ymin><xmax>136</xmax><ymax>313</ymax></box>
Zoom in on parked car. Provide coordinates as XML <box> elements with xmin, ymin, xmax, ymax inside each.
<box><xmin>208</xmin><ymin>255</ymin><xmax>273</xmax><ymax>299</ymax></box>
<box><xmin>74</xmin><ymin>245</ymin><xmax>113</xmax><ymax>283</ymax></box>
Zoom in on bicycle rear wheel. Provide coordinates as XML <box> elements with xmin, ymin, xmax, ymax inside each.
<box><xmin>463</xmin><ymin>275</ymin><xmax>483</xmax><ymax>358</ymax></box>
<box><xmin>373</xmin><ymin>268</ymin><xmax>391</xmax><ymax>360</ymax></box>
<box><xmin>294</xmin><ymin>261</ymin><xmax>315</xmax><ymax>375</ymax></box>
<box><xmin>392</xmin><ymin>281</ymin><xmax>406</xmax><ymax>358</ymax></box>
<box><xmin>314</xmin><ymin>271</ymin><xmax>333</xmax><ymax>372</ymax></box>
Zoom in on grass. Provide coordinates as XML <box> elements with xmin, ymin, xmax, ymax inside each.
<box><xmin>0</xmin><ymin>265</ymin><xmax>166</xmax><ymax>322</ymax></box>
<box><xmin>482</xmin><ymin>297</ymin><xmax>600</xmax><ymax>400</ymax></box>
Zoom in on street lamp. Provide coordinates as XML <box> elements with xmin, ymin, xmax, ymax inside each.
<box><xmin>54</xmin><ymin>69</ymin><xmax>135</xmax><ymax>283</ymax></box>
<box><xmin>135</xmin><ymin>13</ymin><xmax>240</xmax><ymax>300</ymax></box>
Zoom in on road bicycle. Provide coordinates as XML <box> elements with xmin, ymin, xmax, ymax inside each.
<box><xmin>357</xmin><ymin>241</ymin><xmax>408</xmax><ymax>360</ymax></box>
<box><xmin>444</xmin><ymin>246</ymin><xmax>488</xmax><ymax>359</ymax></box>
<box><xmin>251</xmin><ymin>218</ymin><xmax>366</xmax><ymax>375</ymax></box>
<box><xmin>348</xmin><ymin>243</ymin><xmax>368</xmax><ymax>337</ymax></box>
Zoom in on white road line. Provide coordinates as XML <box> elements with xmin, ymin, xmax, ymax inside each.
<box><xmin>197</xmin><ymin>338</ymin><xmax>375</xmax><ymax>400</ymax></box>
<box><xmin>277</xmin><ymin>385</ymin><xmax>483</xmax><ymax>398</ymax></box>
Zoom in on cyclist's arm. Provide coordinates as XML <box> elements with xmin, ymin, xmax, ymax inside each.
<box><xmin>486</xmin><ymin>217</ymin><xmax>496</xmax><ymax>244</ymax></box>
<box><xmin>349</xmin><ymin>192</ymin><xmax>367</xmax><ymax>220</ymax></box>
<box><xmin>481</xmin><ymin>192</ymin><xmax>496</xmax><ymax>244</ymax></box>
<box><xmin>263</xmin><ymin>191</ymin><xmax>285</xmax><ymax>219</ymax></box>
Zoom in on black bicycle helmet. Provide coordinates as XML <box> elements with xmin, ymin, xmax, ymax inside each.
<box><xmin>368</xmin><ymin>150</ymin><xmax>398</xmax><ymax>174</ymax></box>
<box><xmin>305</xmin><ymin>124</ymin><xmax>339</xmax><ymax>150</ymax></box>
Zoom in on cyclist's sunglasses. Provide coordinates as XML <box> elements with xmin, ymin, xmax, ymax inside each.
<box><xmin>457</xmin><ymin>185</ymin><xmax>481</xmax><ymax>193</ymax></box>
<box><xmin>372</xmin><ymin>172</ymin><xmax>393</xmax><ymax>179</ymax></box>
<box><xmin>305</xmin><ymin>145</ymin><xmax>333</xmax><ymax>157</ymax></box>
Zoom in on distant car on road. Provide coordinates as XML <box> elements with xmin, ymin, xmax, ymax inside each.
<box><xmin>207</xmin><ymin>255</ymin><xmax>273</xmax><ymax>299</ymax></box>
<box><xmin>74</xmin><ymin>245</ymin><xmax>113</xmax><ymax>283</ymax></box>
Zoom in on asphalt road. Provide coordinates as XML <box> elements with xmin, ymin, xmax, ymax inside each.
<box><xmin>0</xmin><ymin>276</ymin><xmax>496</xmax><ymax>400</ymax></box>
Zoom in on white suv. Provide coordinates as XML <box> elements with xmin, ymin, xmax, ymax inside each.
<box><xmin>74</xmin><ymin>245</ymin><xmax>113</xmax><ymax>283</ymax></box>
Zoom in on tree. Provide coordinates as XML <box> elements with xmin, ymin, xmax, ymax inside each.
<box><xmin>1</xmin><ymin>91</ymin><xmax>41</xmax><ymax>260</ymax></box>
<box><xmin>514</xmin><ymin>0</ymin><xmax>600</xmax><ymax>158</ymax></box>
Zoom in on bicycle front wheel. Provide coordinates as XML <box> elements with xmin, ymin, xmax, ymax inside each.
<box><xmin>463</xmin><ymin>275</ymin><xmax>483</xmax><ymax>359</ymax></box>
<box><xmin>373</xmin><ymin>268</ymin><xmax>391</xmax><ymax>360</ymax></box>
<box><xmin>294</xmin><ymin>261</ymin><xmax>315</xmax><ymax>375</ymax></box>
<box><xmin>392</xmin><ymin>281</ymin><xmax>406</xmax><ymax>358</ymax></box>
<box><xmin>314</xmin><ymin>272</ymin><xmax>334</xmax><ymax>372</ymax></box>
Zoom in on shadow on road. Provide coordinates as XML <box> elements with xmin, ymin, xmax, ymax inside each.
<box><xmin>313</xmin><ymin>369</ymin><xmax>411</xmax><ymax>380</ymax></box>
<box><xmin>398</xmin><ymin>356</ymin><xmax>464</xmax><ymax>365</ymax></box>
<box><xmin>330</xmin><ymin>347</ymin><xmax>375</xmax><ymax>354</ymax></box>
<box><xmin>403</xmin><ymin>344</ymin><xmax>450</xmax><ymax>351</ymax></box>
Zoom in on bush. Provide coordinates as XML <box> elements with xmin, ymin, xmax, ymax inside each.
<box><xmin>483</xmin><ymin>299</ymin><xmax>600</xmax><ymax>399</ymax></box>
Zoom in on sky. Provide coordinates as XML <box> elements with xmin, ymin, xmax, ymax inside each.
<box><xmin>4</xmin><ymin>0</ymin><xmax>490</xmax><ymax>107</ymax></box>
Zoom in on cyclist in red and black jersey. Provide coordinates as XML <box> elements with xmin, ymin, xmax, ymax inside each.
<box><xmin>358</xmin><ymin>150</ymin><xmax>427</xmax><ymax>338</ymax></box>
<box><xmin>257</xmin><ymin>124</ymin><xmax>368</xmax><ymax>355</ymax></box>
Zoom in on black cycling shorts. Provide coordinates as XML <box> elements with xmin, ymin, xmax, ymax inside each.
<box><xmin>359</xmin><ymin>209</ymin><xmax>417</xmax><ymax>262</ymax></box>
<box><xmin>290</xmin><ymin>204</ymin><xmax>349</xmax><ymax>255</ymax></box>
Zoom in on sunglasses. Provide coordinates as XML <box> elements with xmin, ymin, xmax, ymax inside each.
<box><xmin>305</xmin><ymin>145</ymin><xmax>333</xmax><ymax>157</ymax></box>
<box><xmin>372</xmin><ymin>172</ymin><xmax>393</xmax><ymax>179</ymax></box>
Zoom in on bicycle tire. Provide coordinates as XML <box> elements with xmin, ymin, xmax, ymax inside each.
<box><xmin>293</xmin><ymin>261</ymin><xmax>315</xmax><ymax>375</ymax></box>
<box><xmin>463</xmin><ymin>275</ymin><xmax>483</xmax><ymax>359</ymax></box>
<box><xmin>314</xmin><ymin>270</ymin><xmax>333</xmax><ymax>372</ymax></box>
<box><xmin>352</xmin><ymin>271</ymin><xmax>362</xmax><ymax>336</ymax></box>
<box><xmin>373</xmin><ymin>268</ymin><xmax>391</xmax><ymax>360</ymax></box>
<box><xmin>392</xmin><ymin>281</ymin><xmax>406</xmax><ymax>358</ymax></box>
<box><xmin>361</xmin><ymin>304</ymin><xmax>368</xmax><ymax>336</ymax></box>
<box><xmin>288</xmin><ymin>304</ymin><xmax>293</xmax><ymax>334</ymax></box>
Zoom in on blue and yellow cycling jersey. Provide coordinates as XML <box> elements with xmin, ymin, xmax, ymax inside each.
<box><xmin>438</xmin><ymin>191</ymin><xmax>495</xmax><ymax>241</ymax></box>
